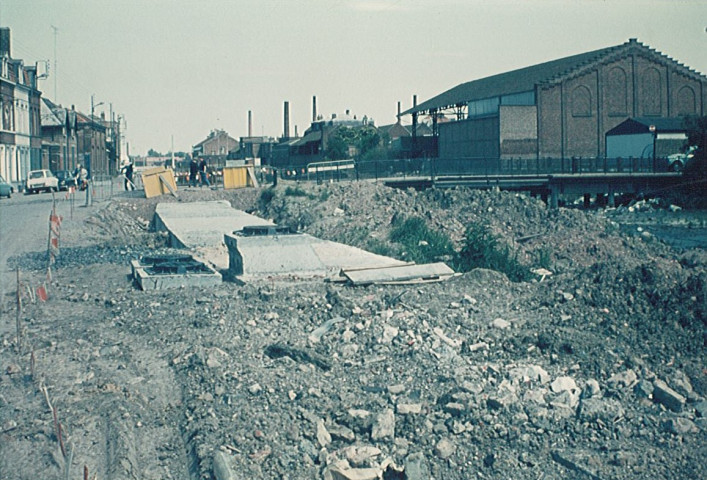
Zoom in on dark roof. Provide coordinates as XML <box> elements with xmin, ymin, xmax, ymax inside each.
<box><xmin>606</xmin><ymin>117</ymin><xmax>687</xmax><ymax>136</ymax></box>
<box><xmin>404</xmin><ymin>39</ymin><xmax>705</xmax><ymax>116</ymax></box>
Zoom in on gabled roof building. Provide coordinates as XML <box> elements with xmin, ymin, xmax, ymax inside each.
<box><xmin>404</xmin><ymin>39</ymin><xmax>706</xmax><ymax>160</ymax></box>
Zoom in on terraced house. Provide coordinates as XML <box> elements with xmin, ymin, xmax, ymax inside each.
<box><xmin>405</xmin><ymin>39</ymin><xmax>706</xmax><ymax>161</ymax></box>
<box><xmin>0</xmin><ymin>27</ymin><xmax>43</xmax><ymax>187</ymax></box>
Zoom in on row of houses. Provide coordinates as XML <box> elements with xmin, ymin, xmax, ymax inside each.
<box><xmin>0</xmin><ymin>28</ymin><xmax>121</xmax><ymax>188</ymax></box>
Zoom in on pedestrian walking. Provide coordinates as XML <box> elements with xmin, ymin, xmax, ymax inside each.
<box><xmin>189</xmin><ymin>158</ymin><xmax>199</xmax><ymax>187</ymax></box>
<box><xmin>121</xmin><ymin>160</ymin><xmax>134</xmax><ymax>191</ymax></box>
<box><xmin>199</xmin><ymin>158</ymin><xmax>211</xmax><ymax>187</ymax></box>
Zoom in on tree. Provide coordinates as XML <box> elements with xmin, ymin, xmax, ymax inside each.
<box><xmin>325</xmin><ymin>126</ymin><xmax>381</xmax><ymax>161</ymax></box>
<box><xmin>147</xmin><ymin>148</ymin><xmax>161</xmax><ymax>157</ymax></box>
<box><xmin>683</xmin><ymin>116</ymin><xmax>707</xmax><ymax>176</ymax></box>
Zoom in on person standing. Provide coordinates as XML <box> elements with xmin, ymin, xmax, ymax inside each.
<box><xmin>121</xmin><ymin>160</ymin><xmax>134</xmax><ymax>191</ymax></box>
<box><xmin>189</xmin><ymin>158</ymin><xmax>199</xmax><ymax>187</ymax></box>
<box><xmin>199</xmin><ymin>158</ymin><xmax>211</xmax><ymax>187</ymax></box>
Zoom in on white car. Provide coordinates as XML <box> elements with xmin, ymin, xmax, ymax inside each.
<box><xmin>667</xmin><ymin>145</ymin><xmax>697</xmax><ymax>172</ymax></box>
<box><xmin>26</xmin><ymin>169</ymin><xmax>59</xmax><ymax>194</ymax></box>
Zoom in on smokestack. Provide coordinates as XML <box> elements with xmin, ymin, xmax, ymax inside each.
<box><xmin>248</xmin><ymin>110</ymin><xmax>252</xmax><ymax>137</ymax></box>
<box><xmin>413</xmin><ymin>95</ymin><xmax>417</xmax><ymax>108</ymax></box>
<box><xmin>283</xmin><ymin>101</ymin><xmax>290</xmax><ymax>140</ymax></box>
<box><xmin>397</xmin><ymin>101</ymin><xmax>401</xmax><ymax>124</ymax></box>
<box><xmin>0</xmin><ymin>28</ymin><xmax>10</xmax><ymax>58</ymax></box>
<box><xmin>312</xmin><ymin>96</ymin><xmax>317</xmax><ymax>122</ymax></box>
<box><xmin>294</xmin><ymin>125</ymin><xmax>298</xmax><ymax>138</ymax></box>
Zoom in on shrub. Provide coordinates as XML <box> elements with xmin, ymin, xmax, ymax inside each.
<box><xmin>259</xmin><ymin>188</ymin><xmax>275</xmax><ymax>206</ymax></box>
<box><xmin>389</xmin><ymin>216</ymin><xmax>455</xmax><ymax>264</ymax></box>
<box><xmin>284</xmin><ymin>186</ymin><xmax>307</xmax><ymax>197</ymax></box>
<box><xmin>455</xmin><ymin>223</ymin><xmax>529</xmax><ymax>282</ymax></box>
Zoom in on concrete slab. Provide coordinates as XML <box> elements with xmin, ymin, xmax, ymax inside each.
<box><xmin>225</xmin><ymin>231</ymin><xmax>404</xmax><ymax>279</ymax></box>
<box><xmin>131</xmin><ymin>257</ymin><xmax>222</xmax><ymax>291</ymax></box>
<box><xmin>154</xmin><ymin>201</ymin><xmax>273</xmax><ymax>248</ymax></box>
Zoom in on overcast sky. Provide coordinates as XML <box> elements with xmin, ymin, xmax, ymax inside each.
<box><xmin>1</xmin><ymin>0</ymin><xmax>705</xmax><ymax>156</ymax></box>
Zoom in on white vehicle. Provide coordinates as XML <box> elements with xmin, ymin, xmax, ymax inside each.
<box><xmin>26</xmin><ymin>169</ymin><xmax>59</xmax><ymax>194</ymax></box>
<box><xmin>667</xmin><ymin>145</ymin><xmax>697</xmax><ymax>172</ymax></box>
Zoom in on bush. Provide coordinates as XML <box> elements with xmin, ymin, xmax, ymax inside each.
<box><xmin>259</xmin><ymin>188</ymin><xmax>275</xmax><ymax>206</ymax></box>
<box><xmin>455</xmin><ymin>223</ymin><xmax>529</xmax><ymax>282</ymax></box>
<box><xmin>284</xmin><ymin>186</ymin><xmax>307</xmax><ymax>197</ymax></box>
<box><xmin>389</xmin><ymin>216</ymin><xmax>455</xmax><ymax>264</ymax></box>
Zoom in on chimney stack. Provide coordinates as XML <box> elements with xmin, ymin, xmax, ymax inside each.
<box><xmin>283</xmin><ymin>101</ymin><xmax>290</xmax><ymax>140</ymax></box>
<box><xmin>248</xmin><ymin>110</ymin><xmax>252</xmax><ymax>137</ymax></box>
<box><xmin>397</xmin><ymin>101</ymin><xmax>401</xmax><ymax>124</ymax></box>
<box><xmin>413</xmin><ymin>95</ymin><xmax>417</xmax><ymax>108</ymax></box>
<box><xmin>0</xmin><ymin>28</ymin><xmax>10</xmax><ymax>58</ymax></box>
<box><xmin>312</xmin><ymin>96</ymin><xmax>317</xmax><ymax>122</ymax></box>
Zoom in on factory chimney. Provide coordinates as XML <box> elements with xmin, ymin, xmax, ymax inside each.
<box><xmin>283</xmin><ymin>101</ymin><xmax>290</xmax><ymax>140</ymax></box>
<box><xmin>397</xmin><ymin>101</ymin><xmax>401</xmax><ymax>124</ymax></box>
<box><xmin>312</xmin><ymin>96</ymin><xmax>317</xmax><ymax>122</ymax></box>
<box><xmin>248</xmin><ymin>110</ymin><xmax>252</xmax><ymax>137</ymax></box>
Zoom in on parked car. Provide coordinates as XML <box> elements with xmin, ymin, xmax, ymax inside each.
<box><xmin>25</xmin><ymin>169</ymin><xmax>59</xmax><ymax>194</ymax></box>
<box><xmin>54</xmin><ymin>170</ymin><xmax>77</xmax><ymax>191</ymax></box>
<box><xmin>0</xmin><ymin>175</ymin><xmax>12</xmax><ymax>198</ymax></box>
<box><xmin>667</xmin><ymin>145</ymin><xmax>697</xmax><ymax>171</ymax></box>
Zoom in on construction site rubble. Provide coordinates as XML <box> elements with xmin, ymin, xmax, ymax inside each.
<box><xmin>1</xmin><ymin>182</ymin><xmax>704</xmax><ymax>479</ymax></box>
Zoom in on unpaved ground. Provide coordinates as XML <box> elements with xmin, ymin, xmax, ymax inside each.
<box><xmin>1</xmin><ymin>181</ymin><xmax>705</xmax><ymax>479</ymax></box>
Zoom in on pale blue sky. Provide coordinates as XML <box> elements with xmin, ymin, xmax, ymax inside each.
<box><xmin>1</xmin><ymin>0</ymin><xmax>706</xmax><ymax>155</ymax></box>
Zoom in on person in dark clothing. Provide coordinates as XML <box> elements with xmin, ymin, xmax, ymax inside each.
<box><xmin>121</xmin><ymin>161</ymin><xmax>134</xmax><ymax>191</ymax></box>
<box><xmin>189</xmin><ymin>158</ymin><xmax>199</xmax><ymax>187</ymax></box>
<box><xmin>199</xmin><ymin>158</ymin><xmax>211</xmax><ymax>187</ymax></box>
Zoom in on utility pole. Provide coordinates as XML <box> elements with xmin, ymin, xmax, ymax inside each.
<box><xmin>51</xmin><ymin>25</ymin><xmax>58</xmax><ymax>101</ymax></box>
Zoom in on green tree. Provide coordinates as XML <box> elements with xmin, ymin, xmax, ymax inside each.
<box><xmin>147</xmin><ymin>148</ymin><xmax>161</xmax><ymax>157</ymax></box>
<box><xmin>683</xmin><ymin>115</ymin><xmax>707</xmax><ymax>178</ymax></box>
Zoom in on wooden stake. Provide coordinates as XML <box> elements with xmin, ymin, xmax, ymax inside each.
<box><xmin>30</xmin><ymin>349</ymin><xmax>36</xmax><ymax>381</ymax></box>
<box><xmin>16</xmin><ymin>268</ymin><xmax>22</xmax><ymax>353</ymax></box>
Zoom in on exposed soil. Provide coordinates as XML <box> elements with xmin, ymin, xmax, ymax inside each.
<box><xmin>1</xmin><ymin>181</ymin><xmax>705</xmax><ymax>480</ymax></box>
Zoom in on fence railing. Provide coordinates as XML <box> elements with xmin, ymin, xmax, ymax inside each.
<box><xmin>284</xmin><ymin>156</ymin><xmax>674</xmax><ymax>184</ymax></box>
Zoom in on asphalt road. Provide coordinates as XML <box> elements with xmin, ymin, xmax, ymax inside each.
<box><xmin>0</xmin><ymin>188</ymin><xmax>107</xmax><ymax>314</ymax></box>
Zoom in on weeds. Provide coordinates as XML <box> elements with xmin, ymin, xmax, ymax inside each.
<box><xmin>389</xmin><ymin>216</ymin><xmax>455</xmax><ymax>264</ymax></box>
<box><xmin>285</xmin><ymin>186</ymin><xmax>307</xmax><ymax>197</ymax></box>
<box><xmin>455</xmin><ymin>223</ymin><xmax>529</xmax><ymax>282</ymax></box>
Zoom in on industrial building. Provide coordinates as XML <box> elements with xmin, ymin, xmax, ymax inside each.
<box><xmin>403</xmin><ymin>39</ymin><xmax>706</xmax><ymax>162</ymax></box>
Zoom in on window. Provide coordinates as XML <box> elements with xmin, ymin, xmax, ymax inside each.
<box><xmin>571</xmin><ymin>86</ymin><xmax>592</xmax><ymax>117</ymax></box>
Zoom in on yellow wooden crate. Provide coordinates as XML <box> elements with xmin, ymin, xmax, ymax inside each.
<box><xmin>223</xmin><ymin>166</ymin><xmax>258</xmax><ymax>189</ymax></box>
<box><xmin>141</xmin><ymin>167</ymin><xmax>178</xmax><ymax>198</ymax></box>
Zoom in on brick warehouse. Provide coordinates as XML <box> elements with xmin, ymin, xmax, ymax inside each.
<box><xmin>404</xmin><ymin>39</ymin><xmax>706</xmax><ymax>161</ymax></box>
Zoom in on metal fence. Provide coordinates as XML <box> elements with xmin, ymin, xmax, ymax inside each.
<box><xmin>295</xmin><ymin>156</ymin><xmax>674</xmax><ymax>184</ymax></box>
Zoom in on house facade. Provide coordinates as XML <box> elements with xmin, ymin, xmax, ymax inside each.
<box><xmin>40</xmin><ymin>98</ymin><xmax>78</xmax><ymax>172</ymax></box>
<box><xmin>193</xmin><ymin>129</ymin><xmax>238</xmax><ymax>167</ymax></box>
<box><xmin>406</xmin><ymin>39</ymin><xmax>706</xmax><ymax>161</ymax></box>
<box><xmin>0</xmin><ymin>28</ymin><xmax>43</xmax><ymax>185</ymax></box>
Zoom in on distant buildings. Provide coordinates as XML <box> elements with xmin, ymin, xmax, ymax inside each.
<box><xmin>192</xmin><ymin>129</ymin><xmax>238</xmax><ymax>167</ymax></box>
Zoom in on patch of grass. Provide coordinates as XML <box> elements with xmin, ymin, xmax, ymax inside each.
<box><xmin>389</xmin><ymin>216</ymin><xmax>455</xmax><ymax>264</ymax></box>
<box><xmin>284</xmin><ymin>186</ymin><xmax>307</xmax><ymax>197</ymax></box>
<box><xmin>454</xmin><ymin>223</ymin><xmax>529</xmax><ymax>282</ymax></box>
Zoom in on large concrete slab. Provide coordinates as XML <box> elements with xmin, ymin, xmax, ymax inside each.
<box><xmin>155</xmin><ymin>201</ymin><xmax>273</xmax><ymax>248</ymax></box>
<box><xmin>225</xmin><ymin>231</ymin><xmax>405</xmax><ymax>279</ymax></box>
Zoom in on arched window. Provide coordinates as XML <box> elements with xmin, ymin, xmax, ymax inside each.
<box><xmin>641</xmin><ymin>67</ymin><xmax>662</xmax><ymax>115</ymax></box>
<box><xmin>606</xmin><ymin>67</ymin><xmax>628</xmax><ymax>116</ymax></box>
<box><xmin>571</xmin><ymin>86</ymin><xmax>592</xmax><ymax>117</ymax></box>
<box><xmin>676</xmin><ymin>86</ymin><xmax>696</xmax><ymax>115</ymax></box>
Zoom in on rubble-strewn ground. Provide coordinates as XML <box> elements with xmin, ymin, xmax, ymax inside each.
<box><xmin>1</xmin><ymin>181</ymin><xmax>705</xmax><ymax>480</ymax></box>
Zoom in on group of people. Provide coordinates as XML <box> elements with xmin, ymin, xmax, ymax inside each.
<box><xmin>115</xmin><ymin>157</ymin><xmax>211</xmax><ymax>192</ymax></box>
<box><xmin>189</xmin><ymin>157</ymin><xmax>211</xmax><ymax>187</ymax></box>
